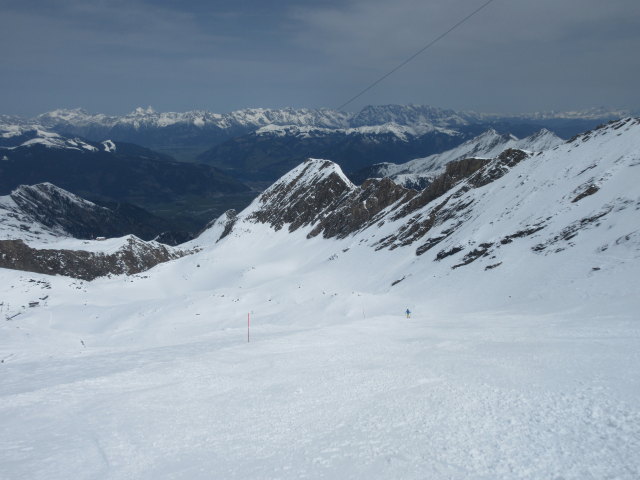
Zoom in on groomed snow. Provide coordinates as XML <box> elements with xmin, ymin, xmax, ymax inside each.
<box><xmin>1</xmin><ymin>218</ymin><xmax>638</xmax><ymax>479</ymax></box>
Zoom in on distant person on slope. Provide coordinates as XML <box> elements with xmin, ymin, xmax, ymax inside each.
<box><xmin>406</xmin><ymin>308</ymin><xmax>411</xmax><ymax>319</ymax></box>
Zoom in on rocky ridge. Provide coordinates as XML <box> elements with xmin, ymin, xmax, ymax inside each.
<box><xmin>0</xmin><ymin>183</ymin><xmax>196</xmax><ymax>279</ymax></box>
<box><xmin>350</xmin><ymin>128</ymin><xmax>563</xmax><ymax>188</ymax></box>
<box><xmin>0</xmin><ymin>236</ymin><xmax>191</xmax><ymax>281</ymax></box>
<box><xmin>209</xmin><ymin>117</ymin><xmax>640</xmax><ymax>274</ymax></box>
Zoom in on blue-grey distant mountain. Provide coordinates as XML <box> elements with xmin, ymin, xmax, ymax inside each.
<box><xmin>18</xmin><ymin>104</ymin><xmax>630</xmax><ymax>163</ymax></box>
<box><xmin>0</xmin><ymin>124</ymin><xmax>252</xmax><ymax>233</ymax></box>
<box><xmin>0</xmin><ymin>183</ymin><xmax>190</xmax><ymax>244</ymax></box>
<box><xmin>196</xmin><ymin>123</ymin><xmax>466</xmax><ymax>182</ymax></box>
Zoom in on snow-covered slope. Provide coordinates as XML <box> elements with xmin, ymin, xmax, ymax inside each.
<box><xmin>1</xmin><ymin>119</ymin><xmax>639</xmax><ymax>479</ymax></box>
<box><xmin>362</xmin><ymin>128</ymin><xmax>563</xmax><ymax>188</ymax></box>
<box><xmin>0</xmin><ymin>183</ymin><xmax>104</xmax><ymax>243</ymax></box>
<box><xmin>0</xmin><ymin>183</ymin><xmax>171</xmax><ymax>245</ymax></box>
<box><xmin>0</xmin><ymin>183</ymin><xmax>193</xmax><ymax>279</ymax></box>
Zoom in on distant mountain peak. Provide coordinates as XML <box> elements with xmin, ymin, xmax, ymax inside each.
<box><xmin>132</xmin><ymin>106</ymin><xmax>156</xmax><ymax>115</ymax></box>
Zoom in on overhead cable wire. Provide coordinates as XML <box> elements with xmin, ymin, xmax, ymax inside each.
<box><xmin>336</xmin><ymin>0</ymin><xmax>497</xmax><ymax>111</ymax></box>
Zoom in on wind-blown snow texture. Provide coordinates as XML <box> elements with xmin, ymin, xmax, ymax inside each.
<box><xmin>1</xmin><ymin>119</ymin><xmax>639</xmax><ymax>479</ymax></box>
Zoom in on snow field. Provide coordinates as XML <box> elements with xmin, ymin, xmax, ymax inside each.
<box><xmin>1</xmin><ymin>219</ymin><xmax>639</xmax><ymax>479</ymax></box>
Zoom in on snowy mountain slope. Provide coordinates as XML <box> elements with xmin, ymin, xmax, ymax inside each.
<box><xmin>0</xmin><ymin>184</ymin><xmax>70</xmax><ymax>243</ymax></box>
<box><xmin>187</xmin><ymin>117</ymin><xmax>640</xmax><ymax>318</ymax></box>
<box><xmin>0</xmin><ymin>183</ymin><xmax>104</xmax><ymax>243</ymax></box>
<box><xmin>352</xmin><ymin>128</ymin><xmax>563</xmax><ymax>188</ymax></box>
<box><xmin>0</xmin><ymin>183</ymin><xmax>194</xmax><ymax>279</ymax></box>
<box><xmin>200</xmin><ymin>119</ymin><xmax>637</xmax><ymax>253</ymax></box>
<box><xmin>0</xmin><ymin>183</ymin><xmax>177</xmax><ymax>243</ymax></box>
<box><xmin>0</xmin><ymin>119</ymin><xmax>639</xmax><ymax>479</ymax></box>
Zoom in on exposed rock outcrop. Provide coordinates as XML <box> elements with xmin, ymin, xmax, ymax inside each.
<box><xmin>248</xmin><ymin>159</ymin><xmax>354</xmax><ymax>232</ymax></box>
<box><xmin>245</xmin><ymin>157</ymin><xmax>494</xmax><ymax>242</ymax></box>
<box><xmin>308</xmin><ymin>177</ymin><xmax>417</xmax><ymax>239</ymax></box>
<box><xmin>0</xmin><ymin>236</ymin><xmax>192</xmax><ymax>280</ymax></box>
<box><xmin>375</xmin><ymin>149</ymin><xmax>531</xmax><ymax>253</ymax></box>
<box><xmin>243</xmin><ymin>150</ymin><xmax>532</xmax><ymax>256</ymax></box>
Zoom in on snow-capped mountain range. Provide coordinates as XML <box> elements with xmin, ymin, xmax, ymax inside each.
<box><xmin>26</xmin><ymin>104</ymin><xmax>635</xmax><ymax>131</ymax></box>
<box><xmin>197</xmin><ymin>120</ymin><xmax>466</xmax><ymax>183</ymax></box>
<box><xmin>3</xmin><ymin>103</ymin><xmax>632</xmax><ymax>185</ymax></box>
<box><xmin>4</xmin><ymin>104</ymin><xmax>631</xmax><ymax>160</ymax></box>
<box><xmin>254</xmin><ymin>121</ymin><xmax>457</xmax><ymax>140</ymax></box>
<box><xmin>34</xmin><ymin>106</ymin><xmax>353</xmax><ymax>131</ymax></box>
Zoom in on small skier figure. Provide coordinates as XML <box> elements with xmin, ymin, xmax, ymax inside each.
<box><xmin>405</xmin><ymin>308</ymin><xmax>411</xmax><ymax>319</ymax></box>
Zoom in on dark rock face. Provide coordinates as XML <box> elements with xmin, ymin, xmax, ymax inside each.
<box><xmin>532</xmin><ymin>208</ymin><xmax>612</xmax><ymax>253</ymax></box>
<box><xmin>0</xmin><ymin>237</ymin><xmax>192</xmax><ymax>280</ymax></box>
<box><xmin>373</xmin><ymin>150</ymin><xmax>531</xmax><ymax>254</ymax></box>
<box><xmin>249</xmin><ymin>160</ymin><xmax>353</xmax><ymax>232</ymax></box>
<box><xmin>572</xmin><ymin>184</ymin><xmax>600</xmax><ymax>203</ymax></box>
<box><xmin>197</xmin><ymin>209</ymin><xmax>238</xmax><ymax>242</ymax></box>
<box><xmin>467</xmin><ymin>149</ymin><xmax>529</xmax><ymax>188</ymax></box>
<box><xmin>308</xmin><ymin>178</ymin><xmax>417</xmax><ymax>239</ymax></box>
<box><xmin>218</xmin><ymin>210</ymin><xmax>238</xmax><ymax>240</ymax></box>
<box><xmin>247</xmin><ymin>152</ymin><xmax>530</xmax><ymax>250</ymax></box>
<box><xmin>390</xmin><ymin>157</ymin><xmax>490</xmax><ymax>221</ymax></box>
<box><xmin>247</xmin><ymin>159</ymin><xmax>417</xmax><ymax>239</ymax></box>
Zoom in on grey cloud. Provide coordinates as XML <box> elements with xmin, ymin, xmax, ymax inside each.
<box><xmin>0</xmin><ymin>0</ymin><xmax>638</xmax><ymax>115</ymax></box>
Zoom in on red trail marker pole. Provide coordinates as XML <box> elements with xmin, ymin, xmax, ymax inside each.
<box><xmin>247</xmin><ymin>312</ymin><xmax>250</xmax><ymax>343</ymax></box>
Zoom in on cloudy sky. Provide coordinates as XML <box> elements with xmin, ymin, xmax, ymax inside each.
<box><xmin>2</xmin><ymin>0</ymin><xmax>639</xmax><ymax>116</ymax></box>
